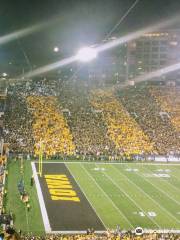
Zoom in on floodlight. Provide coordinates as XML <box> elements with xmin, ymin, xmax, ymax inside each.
<box><xmin>76</xmin><ymin>47</ymin><xmax>98</xmax><ymax>62</ymax></box>
<box><xmin>54</xmin><ymin>47</ymin><xmax>59</xmax><ymax>52</ymax></box>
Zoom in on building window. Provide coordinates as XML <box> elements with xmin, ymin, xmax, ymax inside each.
<box><xmin>151</xmin><ymin>54</ymin><xmax>159</xmax><ymax>58</ymax></box>
<box><xmin>160</xmin><ymin>60</ymin><xmax>166</xmax><ymax>65</ymax></box>
<box><xmin>161</xmin><ymin>40</ymin><xmax>168</xmax><ymax>45</ymax></box>
<box><xmin>160</xmin><ymin>46</ymin><xmax>167</xmax><ymax>52</ymax></box>
<box><xmin>160</xmin><ymin>54</ymin><xmax>167</xmax><ymax>59</ymax></box>
<box><xmin>152</xmin><ymin>47</ymin><xmax>159</xmax><ymax>52</ymax></box>
<box><xmin>152</xmin><ymin>40</ymin><xmax>159</xmax><ymax>45</ymax></box>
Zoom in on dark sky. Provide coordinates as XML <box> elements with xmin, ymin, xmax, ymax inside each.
<box><xmin>1</xmin><ymin>0</ymin><xmax>180</xmax><ymax>75</ymax></box>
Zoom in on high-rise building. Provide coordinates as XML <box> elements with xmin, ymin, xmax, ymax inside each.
<box><xmin>127</xmin><ymin>29</ymin><xmax>180</xmax><ymax>80</ymax></box>
<box><xmin>82</xmin><ymin>30</ymin><xmax>180</xmax><ymax>84</ymax></box>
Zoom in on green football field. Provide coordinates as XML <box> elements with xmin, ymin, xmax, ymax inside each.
<box><xmin>67</xmin><ymin>162</ymin><xmax>180</xmax><ymax>230</ymax></box>
<box><xmin>6</xmin><ymin>161</ymin><xmax>180</xmax><ymax>233</ymax></box>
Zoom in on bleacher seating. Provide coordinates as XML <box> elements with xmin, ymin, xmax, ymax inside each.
<box><xmin>3</xmin><ymin>80</ymin><xmax>180</xmax><ymax>157</ymax></box>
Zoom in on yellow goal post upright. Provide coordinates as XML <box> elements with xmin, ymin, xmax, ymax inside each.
<box><xmin>38</xmin><ymin>139</ymin><xmax>44</xmax><ymax>177</ymax></box>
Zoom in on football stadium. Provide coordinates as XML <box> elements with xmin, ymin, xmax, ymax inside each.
<box><xmin>0</xmin><ymin>0</ymin><xmax>180</xmax><ymax>239</ymax></box>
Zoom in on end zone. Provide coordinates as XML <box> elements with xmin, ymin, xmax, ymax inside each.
<box><xmin>32</xmin><ymin>162</ymin><xmax>105</xmax><ymax>233</ymax></box>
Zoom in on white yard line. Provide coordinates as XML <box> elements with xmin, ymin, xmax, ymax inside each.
<box><xmin>134</xmin><ymin>170</ymin><xmax>180</xmax><ymax>206</ymax></box>
<box><xmin>80</xmin><ymin>163</ymin><xmax>134</xmax><ymax>228</ymax></box>
<box><xmin>168</xmin><ymin>170</ymin><xmax>180</xmax><ymax>182</ymax></box>
<box><xmin>101</xmin><ymin>165</ymin><xmax>161</xmax><ymax>228</ymax></box>
<box><xmin>65</xmin><ymin>164</ymin><xmax>107</xmax><ymax>230</ymax></box>
<box><xmin>31</xmin><ymin>162</ymin><xmax>51</xmax><ymax>233</ymax></box>
<box><xmin>113</xmin><ymin>165</ymin><xmax>180</xmax><ymax>225</ymax></box>
<box><xmin>142</xmin><ymin>166</ymin><xmax>180</xmax><ymax>195</ymax></box>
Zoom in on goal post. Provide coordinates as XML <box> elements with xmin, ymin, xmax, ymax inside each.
<box><xmin>38</xmin><ymin>140</ymin><xmax>44</xmax><ymax>177</ymax></box>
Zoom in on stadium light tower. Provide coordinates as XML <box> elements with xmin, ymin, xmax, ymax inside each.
<box><xmin>2</xmin><ymin>73</ymin><xmax>7</xmax><ymax>77</ymax></box>
<box><xmin>76</xmin><ymin>47</ymin><xmax>98</xmax><ymax>62</ymax></box>
<box><xmin>53</xmin><ymin>46</ymin><xmax>59</xmax><ymax>52</ymax></box>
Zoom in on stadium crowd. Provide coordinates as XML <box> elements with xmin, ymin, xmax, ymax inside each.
<box><xmin>150</xmin><ymin>86</ymin><xmax>180</xmax><ymax>133</ymax></box>
<box><xmin>0</xmin><ymin>158</ymin><xmax>5</xmax><ymax>214</ymax></box>
<box><xmin>58</xmin><ymin>81</ymin><xmax>113</xmax><ymax>157</ymax></box>
<box><xmin>0</xmin><ymin>94</ymin><xmax>8</xmax><ymax>214</ymax></box>
<box><xmin>90</xmin><ymin>88</ymin><xmax>155</xmax><ymax>157</ymax></box>
<box><xmin>27</xmin><ymin>95</ymin><xmax>75</xmax><ymax>156</ymax></box>
<box><xmin>2</xmin><ymin>80</ymin><xmax>180</xmax><ymax>158</ymax></box>
<box><xmin>118</xmin><ymin>84</ymin><xmax>180</xmax><ymax>155</ymax></box>
<box><xmin>17</xmin><ymin>231</ymin><xmax>180</xmax><ymax>240</ymax></box>
<box><xmin>4</xmin><ymin>85</ymin><xmax>33</xmax><ymax>153</ymax></box>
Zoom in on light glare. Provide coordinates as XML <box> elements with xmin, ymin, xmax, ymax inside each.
<box><xmin>21</xmin><ymin>16</ymin><xmax>180</xmax><ymax>78</ymax></box>
<box><xmin>76</xmin><ymin>47</ymin><xmax>98</xmax><ymax>62</ymax></box>
<box><xmin>2</xmin><ymin>73</ymin><xmax>7</xmax><ymax>77</ymax></box>
<box><xmin>54</xmin><ymin>47</ymin><xmax>59</xmax><ymax>52</ymax></box>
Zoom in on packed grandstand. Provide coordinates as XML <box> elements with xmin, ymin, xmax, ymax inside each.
<box><xmin>3</xmin><ymin>79</ymin><xmax>180</xmax><ymax>158</ymax></box>
<box><xmin>0</xmin><ymin>78</ymin><xmax>179</xmax><ymax>239</ymax></box>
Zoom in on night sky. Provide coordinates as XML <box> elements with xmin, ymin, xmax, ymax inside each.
<box><xmin>1</xmin><ymin>0</ymin><xmax>180</xmax><ymax>75</ymax></box>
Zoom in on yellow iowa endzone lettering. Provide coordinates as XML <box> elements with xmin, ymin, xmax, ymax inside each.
<box><xmin>51</xmin><ymin>195</ymin><xmax>80</xmax><ymax>202</ymax></box>
<box><xmin>46</xmin><ymin>179</ymin><xmax>71</xmax><ymax>186</ymax></box>
<box><xmin>46</xmin><ymin>179</ymin><xmax>70</xmax><ymax>185</ymax></box>
<box><xmin>45</xmin><ymin>175</ymin><xmax>67</xmax><ymax>180</ymax></box>
<box><xmin>47</xmin><ymin>184</ymin><xmax>72</xmax><ymax>189</ymax></box>
<box><xmin>45</xmin><ymin>174</ymin><xmax>80</xmax><ymax>202</ymax></box>
<box><xmin>50</xmin><ymin>189</ymin><xmax>76</xmax><ymax>196</ymax></box>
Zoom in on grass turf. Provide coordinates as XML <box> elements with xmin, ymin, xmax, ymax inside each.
<box><xmin>5</xmin><ymin>161</ymin><xmax>180</xmax><ymax>232</ymax></box>
<box><xmin>5</xmin><ymin>160</ymin><xmax>44</xmax><ymax>234</ymax></box>
<box><xmin>67</xmin><ymin>162</ymin><xmax>180</xmax><ymax>230</ymax></box>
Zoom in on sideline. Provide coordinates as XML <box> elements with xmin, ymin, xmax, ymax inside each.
<box><xmin>31</xmin><ymin>162</ymin><xmax>51</xmax><ymax>233</ymax></box>
<box><xmin>32</xmin><ymin>161</ymin><xmax>180</xmax><ymax>166</ymax></box>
